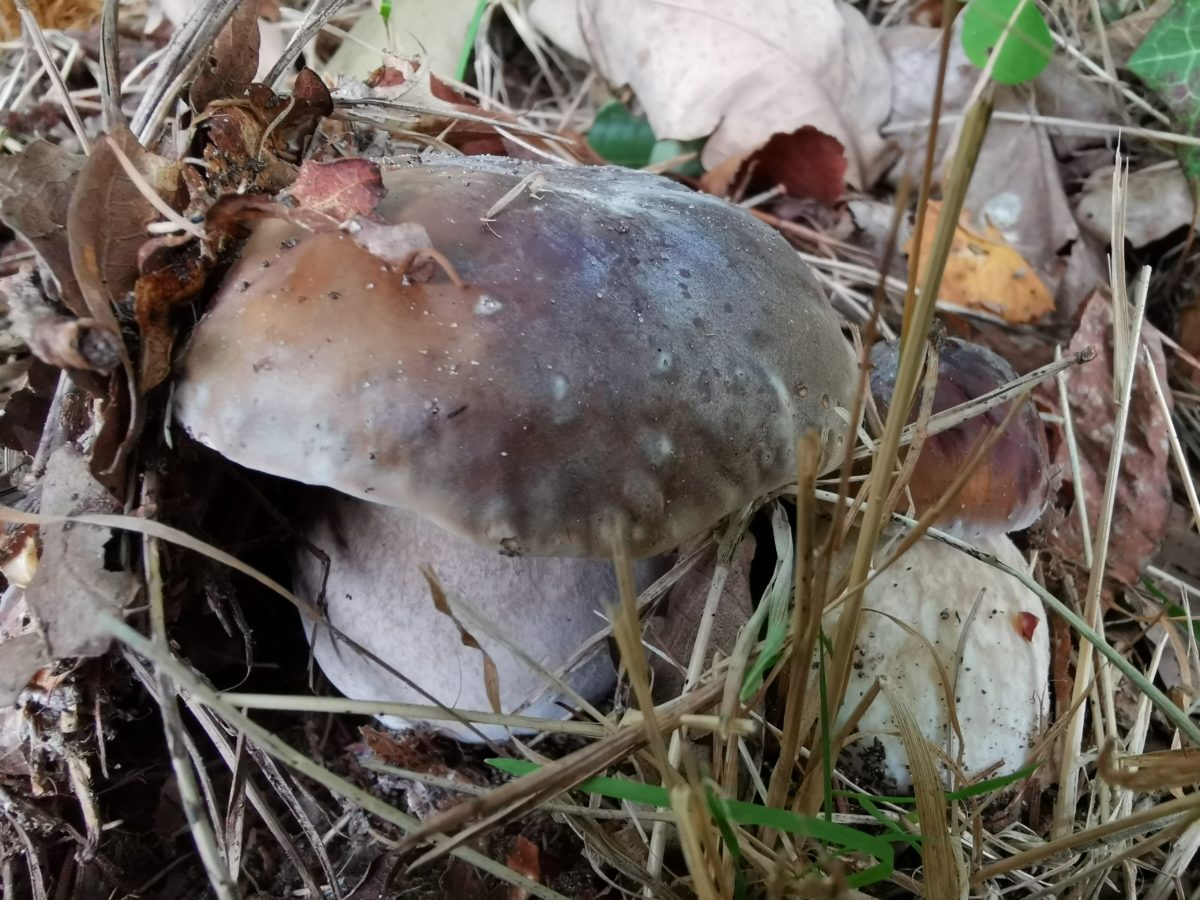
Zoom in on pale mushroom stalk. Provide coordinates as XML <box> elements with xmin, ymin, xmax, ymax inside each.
<box><xmin>174</xmin><ymin>155</ymin><xmax>858</xmax><ymax>738</ymax></box>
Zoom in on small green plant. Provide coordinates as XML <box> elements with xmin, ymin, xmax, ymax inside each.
<box><xmin>487</xmin><ymin>758</ymin><xmax>897</xmax><ymax>888</ymax></box>
<box><xmin>961</xmin><ymin>0</ymin><xmax>1055</xmax><ymax>85</ymax></box>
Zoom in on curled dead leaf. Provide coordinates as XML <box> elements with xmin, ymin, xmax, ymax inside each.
<box><xmin>28</xmin><ymin>316</ymin><xmax>123</xmax><ymax>373</ymax></box>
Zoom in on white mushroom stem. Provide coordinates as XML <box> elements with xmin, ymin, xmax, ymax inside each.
<box><xmin>828</xmin><ymin>529</ymin><xmax>1050</xmax><ymax>792</ymax></box>
<box><xmin>293</xmin><ymin>494</ymin><xmax>666</xmax><ymax>742</ymax></box>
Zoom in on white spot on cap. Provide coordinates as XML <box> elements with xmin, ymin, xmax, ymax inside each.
<box><xmin>475</xmin><ymin>294</ymin><xmax>504</xmax><ymax>316</ymax></box>
<box><xmin>551</xmin><ymin>374</ymin><xmax>570</xmax><ymax>401</ymax></box>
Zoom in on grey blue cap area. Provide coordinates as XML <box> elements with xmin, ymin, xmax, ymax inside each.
<box><xmin>174</xmin><ymin>155</ymin><xmax>857</xmax><ymax>557</ymax></box>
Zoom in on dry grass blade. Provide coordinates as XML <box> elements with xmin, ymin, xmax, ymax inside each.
<box><xmin>263</xmin><ymin>0</ymin><xmax>349</xmax><ymax>88</ymax></box>
<box><xmin>99</xmin><ymin>0</ymin><xmax>121</xmax><ymax>129</ymax></box>
<box><xmin>847</xmin><ymin>347</ymin><xmax>1094</xmax><ymax>462</ymax></box>
<box><xmin>13</xmin><ymin>0</ymin><xmax>91</xmax><ymax>153</ymax></box>
<box><xmin>826</xmin><ymin>95</ymin><xmax>993</xmax><ymax>756</ymax></box>
<box><xmin>763</xmin><ymin>435</ymin><xmax>822</xmax><ymax>821</ymax></box>
<box><xmin>1055</xmin><ymin>262</ymin><xmax>1152</xmax><ymax>839</ymax></box>
<box><xmin>131</xmin><ymin>0</ymin><xmax>247</xmax><ymax>142</ymax></box>
<box><xmin>394</xmin><ymin>679</ymin><xmax>726</xmax><ymax>857</ymax></box>
<box><xmin>879</xmin><ymin>679</ymin><xmax>964</xmax><ymax>898</ymax></box>
<box><xmin>101</xmin><ymin>615</ymin><xmax>569</xmax><ymax>900</ymax></box>
<box><xmin>143</xmin><ymin>529</ymin><xmax>239</xmax><ymax>900</ymax></box>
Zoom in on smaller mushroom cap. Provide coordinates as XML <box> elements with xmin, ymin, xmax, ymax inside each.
<box><xmin>869</xmin><ymin>337</ymin><xmax>1050</xmax><ymax>537</ymax></box>
<box><xmin>176</xmin><ymin>156</ymin><xmax>857</xmax><ymax>557</ymax></box>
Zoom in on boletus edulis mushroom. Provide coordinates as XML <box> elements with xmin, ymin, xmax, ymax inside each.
<box><xmin>174</xmin><ymin>155</ymin><xmax>858</xmax><ymax>737</ymax></box>
<box><xmin>830</xmin><ymin>338</ymin><xmax>1053</xmax><ymax>792</ymax></box>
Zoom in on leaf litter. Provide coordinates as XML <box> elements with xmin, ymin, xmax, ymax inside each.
<box><xmin>0</xmin><ymin>1</ymin><xmax>1198</xmax><ymax>898</ymax></box>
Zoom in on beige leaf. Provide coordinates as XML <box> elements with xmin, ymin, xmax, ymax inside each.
<box><xmin>535</xmin><ymin>0</ymin><xmax>891</xmax><ymax>188</ymax></box>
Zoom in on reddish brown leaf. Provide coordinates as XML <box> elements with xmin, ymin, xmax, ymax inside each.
<box><xmin>505</xmin><ymin>835</ymin><xmax>541</xmax><ymax>900</ymax></box>
<box><xmin>700</xmin><ymin>126</ymin><xmax>848</xmax><ymax>207</ymax></box>
<box><xmin>134</xmin><ymin>251</ymin><xmax>212</xmax><ymax>391</ymax></box>
<box><xmin>189</xmin><ymin>0</ymin><xmax>262</xmax><ymax>110</ymax></box>
<box><xmin>290</xmin><ymin>158</ymin><xmax>386</xmax><ymax>220</ymax></box>
<box><xmin>274</xmin><ymin>67</ymin><xmax>333</xmax><ymax>148</ymax></box>
<box><xmin>1050</xmin><ymin>292</ymin><xmax>1173</xmax><ymax>581</ymax></box>
<box><xmin>0</xmin><ymin>140</ymin><xmax>87</xmax><ymax>316</ymax></box>
<box><xmin>1015</xmin><ymin>610</ymin><xmax>1041</xmax><ymax>642</ymax></box>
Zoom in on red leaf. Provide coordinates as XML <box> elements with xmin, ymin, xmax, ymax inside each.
<box><xmin>1015</xmin><ymin>611</ymin><xmax>1041</xmax><ymax>642</ymax></box>
<box><xmin>701</xmin><ymin>126</ymin><xmax>847</xmax><ymax>207</ymax></box>
<box><xmin>290</xmin><ymin>158</ymin><xmax>386</xmax><ymax>220</ymax></box>
<box><xmin>505</xmin><ymin>835</ymin><xmax>541</xmax><ymax>900</ymax></box>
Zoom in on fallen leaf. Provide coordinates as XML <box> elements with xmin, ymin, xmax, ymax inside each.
<box><xmin>0</xmin><ymin>140</ymin><xmax>87</xmax><ymax>316</ymax></box>
<box><xmin>1050</xmin><ymin>292</ymin><xmax>1173</xmax><ymax>581</ymax></box>
<box><xmin>907</xmin><ymin>200</ymin><xmax>1054</xmax><ymax>324</ymax></box>
<box><xmin>12</xmin><ymin>446</ymin><xmax>138</xmax><ymax>697</ymax></box>
<box><xmin>273</xmin><ymin>67</ymin><xmax>334</xmax><ymax>149</ymax></box>
<box><xmin>645</xmin><ymin>535</ymin><xmax>755</xmax><ymax>702</ymax></box>
<box><xmin>189</xmin><ymin>0</ymin><xmax>261</xmax><ymax>110</ymax></box>
<box><xmin>533</xmin><ymin>0</ymin><xmax>891</xmax><ymax>187</ymax></box>
<box><xmin>290</xmin><ymin>158</ymin><xmax>387</xmax><ymax>220</ymax></box>
<box><xmin>700</xmin><ymin>126</ymin><xmax>847</xmax><ymax>207</ymax></box>
<box><xmin>0</xmin><ymin>360</ymin><xmax>57</xmax><ymax>456</ymax></box>
<box><xmin>1076</xmin><ymin>163</ymin><xmax>1196</xmax><ymax>248</ymax></box>
<box><xmin>505</xmin><ymin>835</ymin><xmax>541</xmax><ymax>900</ymax></box>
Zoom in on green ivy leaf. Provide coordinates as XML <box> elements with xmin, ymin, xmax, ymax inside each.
<box><xmin>961</xmin><ymin>0</ymin><xmax>1055</xmax><ymax>85</ymax></box>
<box><xmin>1128</xmin><ymin>0</ymin><xmax>1200</xmax><ymax>179</ymax></box>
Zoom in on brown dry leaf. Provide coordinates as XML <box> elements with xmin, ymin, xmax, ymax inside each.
<box><xmin>290</xmin><ymin>158</ymin><xmax>386</xmax><ymax>220</ymax></box>
<box><xmin>505</xmin><ymin>835</ymin><xmax>541</xmax><ymax>900</ymax></box>
<box><xmin>0</xmin><ymin>140</ymin><xmax>87</xmax><ymax>316</ymax></box>
<box><xmin>68</xmin><ymin>125</ymin><xmax>182</xmax><ymax>333</ymax></box>
<box><xmin>700</xmin><ymin>126</ymin><xmax>848</xmax><ymax>207</ymax></box>
<box><xmin>645</xmin><ymin>535</ymin><xmax>755</xmax><ymax>701</ymax></box>
<box><xmin>189</xmin><ymin>0</ymin><xmax>261</xmax><ymax>110</ymax></box>
<box><xmin>908</xmin><ymin>200</ymin><xmax>1054</xmax><ymax>324</ymax></box>
<box><xmin>532</xmin><ymin>0</ymin><xmax>891</xmax><ymax>187</ymax></box>
<box><xmin>272</xmin><ymin>67</ymin><xmax>334</xmax><ymax>149</ymax></box>
<box><xmin>1050</xmin><ymin>292</ymin><xmax>1172</xmax><ymax>582</ymax></box>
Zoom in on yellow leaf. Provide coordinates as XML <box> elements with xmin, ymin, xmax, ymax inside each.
<box><xmin>908</xmin><ymin>200</ymin><xmax>1054</xmax><ymax>324</ymax></box>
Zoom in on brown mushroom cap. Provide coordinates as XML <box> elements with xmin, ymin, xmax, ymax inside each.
<box><xmin>175</xmin><ymin>156</ymin><xmax>856</xmax><ymax>557</ymax></box>
<box><xmin>869</xmin><ymin>337</ymin><xmax>1050</xmax><ymax>537</ymax></box>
